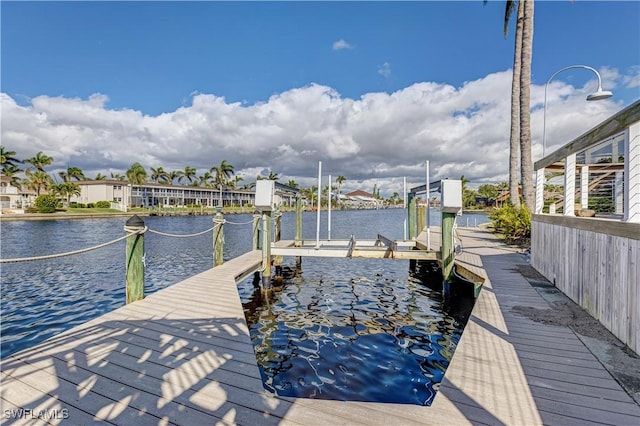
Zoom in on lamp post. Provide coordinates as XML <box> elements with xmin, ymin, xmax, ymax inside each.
<box><xmin>542</xmin><ymin>65</ymin><xmax>612</xmax><ymax>157</ymax></box>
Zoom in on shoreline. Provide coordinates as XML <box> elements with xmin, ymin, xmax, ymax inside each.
<box><xmin>0</xmin><ymin>206</ymin><xmax>492</xmax><ymax>222</ymax></box>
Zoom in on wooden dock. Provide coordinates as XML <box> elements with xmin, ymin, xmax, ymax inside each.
<box><xmin>2</xmin><ymin>229</ymin><xmax>639</xmax><ymax>425</ymax></box>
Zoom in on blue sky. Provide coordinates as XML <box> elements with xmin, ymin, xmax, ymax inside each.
<box><xmin>2</xmin><ymin>1</ymin><xmax>639</xmax><ymax>194</ymax></box>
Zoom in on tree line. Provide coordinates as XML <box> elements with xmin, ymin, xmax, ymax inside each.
<box><xmin>0</xmin><ymin>146</ymin><xmax>355</xmax><ymax>208</ymax></box>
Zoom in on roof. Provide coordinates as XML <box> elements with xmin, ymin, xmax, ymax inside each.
<box><xmin>345</xmin><ymin>190</ymin><xmax>376</xmax><ymax>199</ymax></box>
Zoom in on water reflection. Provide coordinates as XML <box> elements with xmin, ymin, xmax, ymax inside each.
<box><xmin>1</xmin><ymin>209</ymin><xmax>485</xmax><ymax>361</ymax></box>
<box><xmin>1</xmin><ymin>214</ymin><xmax>255</xmax><ymax>357</ymax></box>
<box><xmin>238</xmin><ymin>256</ymin><xmax>473</xmax><ymax>406</ymax></box>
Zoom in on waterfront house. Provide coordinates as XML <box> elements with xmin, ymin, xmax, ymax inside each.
<box><xmin>70</xmin><ymin>180</ymin><xmax>297</xmax><ymax>210</ymax></box>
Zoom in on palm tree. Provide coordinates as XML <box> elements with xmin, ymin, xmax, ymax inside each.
<box><xmin>0</xmin><ymin>147</ymin><xmax>23</xmax><ymax>188</ymax></box>
<box><xmin>126</xmin><ymin>163</ymin><xmax>147</xmax><ymax>185</ymax></box>
<box><xmin>150</xmin><ymin>167</ymin><xmax>170</xmax><ymax>184</ymax></box>
<box><xmin>285</xmin><ymin>179</ymin><xmax>298</xmax><ymax>189</ymax></box>
<box><xmin>2</xmin><ymin>164</ymin><xmax>23</xmax><ymax>188</ymax></box>
<box><xmin>519</xmin><ymin>0</ymin><xmax>535</xmax><ymax>211</ymax></box>
<box><xmin>302</xmin><ymin>186</ymin><xmax>318</xmax><ymax>209</ymax></box>
<box><xmin>335</xmin><ymin>175</ymin><xmax>346</xmax><ymax>207</ymax></box>
<box><xmin>25</xmin><ymin>170</ymin><xmax>52</xmax><ymax>196</ymax></box>
<box><xmin>210</xmin><ymin>160</ymin><xmax>234</xmax><ymax>187</ymax></box>
<box><xmin>168</xmin><ymin>170</ymin><xmax>181</xmax><ymax>185</ymax></box>
<box><xmin>231</xmin><ymin>175</ymin><xmax>244</xmax><ymax>188</ymax></box>
<box><xmin>502</xmin><ymin>0</ymin><xmax>524</xmax><ymax>209</ymax></box>
<box><xmin>94</xmin><ymin>173</ymin><xmax>107</xmax><ymax>180</ymax></box>
<box><xmin>198</xmin><ymin>171</ymin><xmax>214</xmax><ymax>187</ymax></box>
<box><xmin>58</xmin><ymin>166</ymin><xmax>85</xmax><ymax>182</ymax></box>
<box><xmin>24</xmin><ymin>151</ymin><xmax>53</xmax><ymax>176</ymax></box>
<box><xmin>50</xmin><ymin>182</ymin><xmax>81</xmax><ymax>207</ymax></box>
<box><xmin>1</xmin><ymin>146</ymin><xmax>22</xmax><ymax>173</ymax></box>
<box><xmin>178</xmin><ymin>166</ymin><xmax>197</xmax><ymax>184</ymax></box>
<box><xmin>110</xmin><ymin>172</ymin><xmax>126</xmax><ymax>181</ymax></box>
<box><xmin>267</xmin><ymin>171</ymin><xmax>280</xmax><ymax>181</ymax></box>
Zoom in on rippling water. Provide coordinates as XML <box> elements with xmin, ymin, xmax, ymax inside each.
<box><xmin>1</xmin><ymin>214</ymin><xmax>254</xmax><ymax>357</ymax></box>
<box><xmin>1</xmin><ymin>209</ymin><xmax>486</xmax><ymax>368</ymax></box>
<box><xmin>237</xmin><ymin>209</ymin><xmax>484</xmax><ymax>406</ymax></box>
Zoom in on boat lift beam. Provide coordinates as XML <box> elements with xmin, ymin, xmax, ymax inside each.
<box><xmin>270</xmin><ymin>238</ymin><xmax>439</xmax><ymax>261</ymax></box>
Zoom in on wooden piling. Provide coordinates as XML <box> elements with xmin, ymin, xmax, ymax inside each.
<box><xmin>408</xmin><ymin>193</ymin><xmax>417</xmax><ymax>240</ymax></box>
<box><xmin>416</xmin><ymin>205</ymin><xmax>426</xmax><ymax>234</ymax></box>
<box><xmin>441</xmin><ymin>211</ymin><xmax>456</xmax><ymax>282</ymax></box>
<box><xmin>295</xmin><ymin>194</ymin><xmax>303</xmax><ymax>271</ymax></box>
<box><xmin>261</xmin><ymin>211</ymin><xmax>272</xmax><ymax>290</ymax></box>
<box><xmin>274</xmin><ymin>210</ymin><xmax>282</xmax><ymax>242</ymax></box>
<box><xmin>125</xmin><ymin>215</ymin><xmax>145</xmax><ymax>304</ymax></box>
<box><xmin>213</xmin><ymin>208</ymin><xmax>224</xmax><ymax>267</ymax></box>
<box><xmin>252</xmin><ymin>213</ymin><xmax>261</xmax><ymax>250</ymax></box>
<box><xmin>273</xmin><ymin>210</ymin><xmax>283</xmax><ymax>280</ymax></box>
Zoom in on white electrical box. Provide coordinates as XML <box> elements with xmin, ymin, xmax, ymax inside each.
<box><xmin>255</xmin><ymin>180</ymin><xmax>275</xmax><ymax>211</ymax></box>
<box><xmin>441</xmin><ymin>179</ymin><xmax>463</xmax><ymax>214</ymax></box>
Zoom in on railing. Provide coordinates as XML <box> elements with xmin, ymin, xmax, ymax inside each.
<box><xmin>534</xmin><ymin>99</ymin><xmax>640</xmax><ymax>222</ymax></box>
<box><xmin>531</xmin><ymin>99</ymin><xmax>640</xmax><ymax>354</ymax></box>
<box><xmin>0</xmin><ymin>211</ymin><xmax>264</xmax><ymax>303</ymax></box>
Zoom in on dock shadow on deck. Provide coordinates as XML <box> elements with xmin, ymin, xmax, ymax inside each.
<box><xmin>1</xmin><ymin>231</ymin><xmax>638</xmax><ymax>425</ymax></box>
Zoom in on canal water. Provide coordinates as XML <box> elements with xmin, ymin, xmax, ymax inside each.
<box><xmin>1</xmin><ymin>208</ymin><xmax>488</xmax><ymax>404</ymax></box>
<box><xmin>241</xmin><ymin>209</ymin><xmax>488</xmax><ymax>406</ymax></box>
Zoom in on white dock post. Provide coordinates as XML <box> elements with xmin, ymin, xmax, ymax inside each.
<box><xmin>615</xmin><ymin>171</ymin><xmax>624</xmax><ymax>214</ymax></box>
<box><xmin>624</xmin><ymin>122</ymin><xmax>640</xmax><ymax>222</ymax></box>
<box><xmin>535</xmin><ymin>168</ymin><xmax>545</xmax><ymax>214</ymax></box>
<box><xmin>403</xmin><ymin>177</ymin><xmax>407</xmax><ymax>241</ymax></box>
<box><xmin>580</xmin><ymin>166</ymin><xmax>589</xmax><ymax>210</ymax></box>
<box><xmin>564</xmin><ymin>154</ymin><xmax>577</xmax><ymax>216</ymax></box>
<box><xmin>315</xmin><ymin>161</ymin><xmax>322</xmax><ymax>248</ymax></box>
<box><xmin>328</xmin><ymin>174</ymin><xmax>332</xmax><ymax>241</ymax></box>
<box><xmin>426</xmin><ymin>160</ymin><xmax>431</xmax><ymax>251</ymax></box>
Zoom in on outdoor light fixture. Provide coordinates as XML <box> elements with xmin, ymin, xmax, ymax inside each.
<box><xmin>542</xmin><ymin>65</ymin><xmax>613</xmax><ymax>157</ymax></box>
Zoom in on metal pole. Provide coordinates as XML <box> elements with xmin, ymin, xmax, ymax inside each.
<box><xmin>543</xmin><ymin>65</ymin><xmax>612</xmax><ymax>158</ymax></box>
<box><xmin>426</xmin><ymin>160</ymin><xmax>431</xmax><ymax>251</ymax></box>
<box><xmin>262</xmin><ymin>211</ymin><xmax>272</xmax><ymax>290</ymax></box>
<box><xmin>403</xmin><ymin>177</ymin><xmax>407</xmax><ymax>241</ymax></box>
<box><xmin>315</xmin><ymin>161</ymin><xmax>322</xmax><ymax>249</ymax></box>
<box><xmin>295</xmin><ymin>194</ymin><xmax>303</xmax><ymax>271</ymax></box>
<box><xmin>328</xmin><ymin>174</ymin><xmax>332</xmax><ymax>241</ymax></box>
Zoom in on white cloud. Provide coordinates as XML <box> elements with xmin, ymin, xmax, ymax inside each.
<box><xmin>0</xmin><ymin>70</ymin><xmax>622</xmax><ymax>196</ymax></box>
<box><xmin>621</xmin><ymin>65</ymin><xmax>640</xmax><ymax>89</ymax></box>
<box><xmin>378</xmin><ymin>62</ymin><xmax>391</xmax><ymax>79</ymax></box>
<box><xmin>332</xmin><ymin>39</ymin><xmax>354</xmax><ymax>50</ymax></box>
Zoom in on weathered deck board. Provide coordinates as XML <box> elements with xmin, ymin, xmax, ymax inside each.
<box><xmin>1</xmin><ymin>230</ymin><xmax>638</xmax><ymax>425</ymax></box>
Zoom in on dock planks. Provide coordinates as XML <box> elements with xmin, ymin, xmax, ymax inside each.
<box><xmin>1</xmin><ymin>229</ymin><xmax>639</xmax><ymax>425</ymax></box>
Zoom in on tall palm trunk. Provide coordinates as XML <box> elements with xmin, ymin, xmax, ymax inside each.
<box><xmin>519</xmin><ymin>0</ymin><xmax>535</xmax><ymax>211</ymax></box>
<box><xmin>509</xmin><ymin>1</ymin><xmax>524</xmax><ymax>208</ymax></box>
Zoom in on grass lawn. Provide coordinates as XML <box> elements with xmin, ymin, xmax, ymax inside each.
<box><xmin>63</xmin><ymin>208</ymin><xmax>124</xmax><ymax>214</ymax></box>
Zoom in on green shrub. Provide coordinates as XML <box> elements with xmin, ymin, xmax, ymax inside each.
<box><xmin>34</xmin><ymin>194</ymin><xmax>59</xmax><ymax>213</ymax></box>
<box><xmin>95</xmin><ymin>200</ymin><xmax>111</xmax><ymax>208</ymax></box>
<box><xmin>87</xmin><ymin>203</ymin><xmax>95</xmax><ymax>208</ymax></box>
<box><xmin>489</xmin><ymin>204</ymin><xmax>531</xmax><ymax>244</ymax></box>
<box><xmin>588</xmin><ymin>197</ymin><xmax>614</xmax><ymax>213</ymax></box>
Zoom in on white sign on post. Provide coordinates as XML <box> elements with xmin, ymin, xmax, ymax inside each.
<box><xmin>255</xmin><ymin>180</ymin><xmax>275</xmax><ymax>212</ymax></box>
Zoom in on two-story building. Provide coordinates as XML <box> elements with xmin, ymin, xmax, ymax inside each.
<box><xmin>71</xmin><ymin>180</ymin><xmax>297</xmax><ymax>210</ymax></box>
